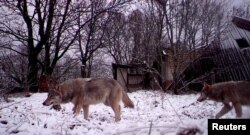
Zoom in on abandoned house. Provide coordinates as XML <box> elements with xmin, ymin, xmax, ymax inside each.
<box><xmin>112</xmin><ymin>16</ymin><xmax>250</xmax><ymax>92</ymax></box>
<box><xmin>167</xmin><ymin>16</ymin><xmax>250</xmax><ymax>92</ymax></box>
<box><xmin>160</xmin><ymin>44</ymin><xmax>203</xmax><ymax>90</ymax></box>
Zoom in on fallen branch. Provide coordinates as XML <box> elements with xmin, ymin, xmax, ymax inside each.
<box><xmin>181</xmin><ymin>101</ymin><xmax>199</xmax><ymax>109</ymax></box>
<box><xmin>148</xmin><ymin>121</ymin><xmax>153</xmax><ymax>135</ymax></box>
<box><xmin>35</xmin><ymin>112</ymin><xmax>53</xmax><ymax>116</ymax></box>
<box><xmin>116</xmin><ymin>125</ymin><xmax>177</xmax><ymax>135</ymax></box>
<box><xmin>0</xmin><ymin>100</ymin><xmax>25</xmax><ymax>110</ymax></box>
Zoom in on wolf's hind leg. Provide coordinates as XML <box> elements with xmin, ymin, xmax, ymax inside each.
<box><xmin>216</xmin><ymin>103</ymin><xmax>232</xmax><ymax>118</ymax></box>
<box><xmin>111</xmin><ymin>103</ymin><xmax>121</xmax><ymax>121</ymax></box>
<box><xmin>104</xmin><ymin>99</ymin><xmax>110</xmax><ymax>106</ymax></box>
<box><xmin>233</xmin><ymin>102</ymin><xmax>242</xmax><ymax>118</ymax></box>
<box><xmin>83</xmin><ymin>105</ymin><xmax>89</xmax><ymax>120</ymax></box>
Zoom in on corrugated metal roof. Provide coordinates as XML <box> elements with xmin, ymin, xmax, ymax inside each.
<box><xmin>232</xmin><ymin>16</ymin><xmax>250</xmax><ymax>31</ymax></box>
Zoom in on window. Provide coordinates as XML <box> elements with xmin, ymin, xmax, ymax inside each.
<box><xmin>236</xmin><ymin>38</ymin><xmax>250</xmax><ymax>49</ymax></box>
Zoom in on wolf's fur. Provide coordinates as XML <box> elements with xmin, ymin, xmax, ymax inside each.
<box><xmin>197</xmin><ymin>81</ymin><xmax>250</xmax><ymax>118</ymax></box>
<box><xmin>43</xmin><ymin>78</ymin><xmax>134</xmax><ymax>121</ymax></box>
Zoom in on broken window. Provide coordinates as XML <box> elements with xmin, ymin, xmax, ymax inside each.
<box><xmin>236</xmin><ymin>38</ymin><xmax>250</xmax><ymax>49</ymax></box>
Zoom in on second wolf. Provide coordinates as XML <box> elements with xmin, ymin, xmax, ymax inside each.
<box><xmin>43</xmin><ymin>78</ymin><xmax>134</xmax><ymax>121</ymax></box>
<box><xmin>197</xmin><ymin>81</ymin><xmax>250</xmax><ymax>118</ymax></box>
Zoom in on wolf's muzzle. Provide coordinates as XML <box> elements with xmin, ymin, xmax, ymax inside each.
<box><xmin>43</xmin><ymin>101</ymin><xmax>49</xmax><ymax>106</ymax></box>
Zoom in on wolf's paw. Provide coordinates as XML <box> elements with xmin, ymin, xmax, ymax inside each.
<box><xmin>51</xmin><ymin>105</ymin><xmax>62</xmax><ymax>111</ymax></box>
<box><xmin>84</xmin><ymin>118</ymin><xmax>90</xmax><ymax>121</ymax></box>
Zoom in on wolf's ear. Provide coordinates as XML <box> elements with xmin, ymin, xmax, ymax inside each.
<box><xmin>203</xmin><ymin>82</ymin><xmax>210</xmax><ymax>87</ymax></box>
<box><xmin>203</xmin><ymin>82</ymin><xmax>211</xmax><ymax>93</ymax></box>
<box><xmin>55</xmin><ymin>85</ymin><xmax>60</xmax><ymax>92</ymax></box>
<box><xmin>54</xmin><ymin>85</ymin><xmax>63</xmax><ymax>98</ymax></box>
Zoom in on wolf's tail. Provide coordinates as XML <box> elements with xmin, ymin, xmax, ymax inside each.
<box><xmin>122</xmin><ymin>90</ymin><xmax>134</xmax><ymax>108</ymax></box>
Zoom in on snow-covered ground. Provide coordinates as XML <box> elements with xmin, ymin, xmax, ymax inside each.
<box><xmin>0</xmin><ymin>90</ymin><xmax>249</xmax><ymax>135</ymax></box>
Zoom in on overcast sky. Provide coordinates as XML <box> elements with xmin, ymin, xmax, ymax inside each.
<box><xmin>231</xmin><ymin>0</ymin><xmax>249</xmax><ymax>6</ymax></box>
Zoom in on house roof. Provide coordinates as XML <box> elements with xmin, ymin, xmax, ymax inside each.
<box><xmin>232</xmin><ymin>16</ymin><xmax>250</xmax><ymax>31</ymax></box>
<box><xmin>112</xmin><ymin>63</ymin><xmax>133</xmax><ymax>69</ymax></box>
<box><xmin>112</xmin><ymin>63</ymin><xmax>146</xmax><ymax>69</ymax></box>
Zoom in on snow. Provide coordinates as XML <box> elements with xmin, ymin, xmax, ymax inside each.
<box><xmin>0</xmin><ymin>90</ymin><xmax>249</xmax><ymax>135</ymax></box>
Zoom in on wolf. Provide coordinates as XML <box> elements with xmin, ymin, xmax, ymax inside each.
<box><xmin>197</xmin><ymin>81</ymin><xmax>250</xmax><ymax>118</ymax></box>
<box><xmin>38</xmin><ymin>75</ymin><xmax>61</xmax><ymax>110</ymax></box>
<box><xmin>43</xmin><ymin>78</ymin><xmax>134</xmax><ymax>121</ymax></box>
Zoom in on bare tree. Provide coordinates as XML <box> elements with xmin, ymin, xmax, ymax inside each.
<box><xmin>0</xmin><ymin>50</ymin><xmax>27</xmax><ymax>88</ymax></box>
<box><xmin>104</xmin><ymin>11</ymin><xmax>133</xmax><ymax>64</ymax></box>
<box><xmin>231</xmin><ymin>1</ymin><xmax>250</xmax><ymax>19</ymax></box>
<box><xmin>152</xmin><ymin>0</ymin><xmax>229</xmax><ymax>94</ymax></box>
<box><xmin>75</xmin><ymin>0</ymin><xmax>132</xmax><ymax>77</ymax></box>
<box><xmin>0</xmin><ymin>0</ymin><xmax>132</xmax><ymax>90</ymax></box>
<box><xmin>0</xmin><ymin>0</ymin><xmax>69</xmax><ymax>89</ymax></box>
<box><xmin>0</xmin><ymin>0</ymin><xmax>230</xmax><ymax>93</ymax></box>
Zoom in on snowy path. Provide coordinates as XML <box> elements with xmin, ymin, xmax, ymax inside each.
<box><xmin>0</xmin><ymin>90</ymin><xmax>249</xmax><ymax>135</ymax></box>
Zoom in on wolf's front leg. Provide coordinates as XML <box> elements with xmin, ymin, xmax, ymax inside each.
<box><xmin>216</xmin><ymin>103</ymin><xmax>232</xmax><ymax>118</ymax></box>
<box><xmin>73</xmin><ymin>104</ymin><xmax>82</xmax><ymax>114</ymax></box>
<box><xmin>52</xmin><ymin>105</ymin><xmax>62</xmax><ymax>111</ymax></box>
<box><xmin>233</xmin><ymin>102</ymin><xmax>242</xmax><ymax>118</ymax></box>
<box><xmin>83</xmin><ymin>105</ymin><xmax>89</xmax><ymax>120</ymax></box>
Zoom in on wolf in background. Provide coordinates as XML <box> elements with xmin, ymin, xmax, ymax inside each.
<box><xmin>197</xmin><ymin>81</ymin><xmax>250</xmax><ymax>118</ymax></box>
<box><xmin>43</xmin><ymin>78</ymin><xmax>134</xmax><ymax>121</ymax></box>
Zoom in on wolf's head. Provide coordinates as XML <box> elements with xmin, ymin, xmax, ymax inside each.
<box><xmin>43</xmin><ymin>88</ymin><xmax>62</xmax><ymax>106</ymax></box>
<box><xmin>197</xmin><ymin>82</ymin><xmax>211</xmax><ymax>102</ymax></box>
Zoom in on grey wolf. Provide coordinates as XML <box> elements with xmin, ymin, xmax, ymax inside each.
<box><xmin>197</xmin><ymin>81</ymin><xmax>250</xmax><ymax>118</ymax></box>
<box><xmin>43</xmin><ymin>78</ymin><xmax>134</xmax><ymax>121</ymax></box>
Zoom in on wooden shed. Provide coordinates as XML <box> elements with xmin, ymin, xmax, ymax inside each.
<box><xmin>112</xmin><ymin>63</ymin><xmax>147</xmax><ymax>92</ymax></box>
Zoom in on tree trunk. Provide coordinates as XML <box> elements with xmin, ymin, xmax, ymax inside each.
<box><xmin>27</xmin><ymin>52</ymin><xmax>39</xmax><ymax>92</ymax></box>
<box><xmin>81</xmin><ymin>58</ymin><xmax>87</xmax><ymax>78</ymax></box>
